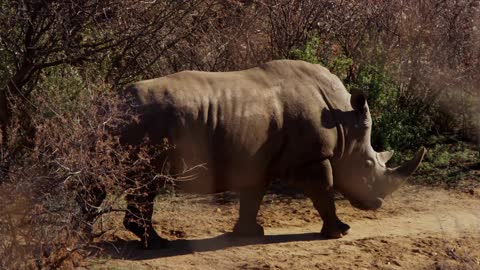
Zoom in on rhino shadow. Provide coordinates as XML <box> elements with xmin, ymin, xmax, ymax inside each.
<box><xmin>98</xmin><ymin>232</ymin><xmax>328</xmax><ymax>260</ymax></box>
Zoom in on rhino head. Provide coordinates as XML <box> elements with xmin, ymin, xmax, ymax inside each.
<box><xmin>332</xmin><ymin>89</ymin><xmax>426</xmax><ymax>210</ymax></box>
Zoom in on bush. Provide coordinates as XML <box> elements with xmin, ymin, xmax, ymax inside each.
<box><xmin>290</xmin><ymin>36</ymin><xmax>321</xmax><ymax>65</ymax></box>
<box><xmin>290</xmin><ymin>40</ymin><xmax>434</xmax><ymax>153</ymax></box>
<box><xmin>290</xmin><ymin>36</ymin><xmax>353</xmax><ymax>81</ymax></box>
<box><xmin>414</xmin><ymin>142</ymin><xmax>480</xmax><ymax>188</ymax></box>
<box><xmin>0</xmin><ymin>1</ymin><xmax>479</xmax><ymax>267</ymax></box>
<box><xmin>291</xmin><ymin>37</ymin><xmax>479</xmax><ymax>188</ymax></box>
<box><xmin>347</xmin><ymin>65</ymin><xmax>434</xmax><ymax>152</ymax></box>
<box><xmin>0</xmin><ymin>78</ymin><xmax>170</xmax><ymax>269</ymax></box>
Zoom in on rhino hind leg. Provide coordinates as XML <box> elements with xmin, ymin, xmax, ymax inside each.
<box><xmin>232</xmin><ymin>189</ymin><xmax>265</xmax><ymax>237</ymax></box>
<box><xmin>123</xmin><ymin>193</ymin><xmax>169</xmax><ymax>249</ymax></box>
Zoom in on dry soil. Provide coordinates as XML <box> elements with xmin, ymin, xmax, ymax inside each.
<box><xmin>90</xmin><ymin>185</ymin><xmax>480</xmax><ymax>270</ymax></box>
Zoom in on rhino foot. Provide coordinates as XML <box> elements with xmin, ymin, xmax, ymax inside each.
<box><xmin>320</xmin><ymin>220</ymin><xmax>350</xmax><ymax>239</ymax></box>
<box><xmin>320</xmin><ymin>226</ymin><xmax>343</xmax><ymax>239</ymax></box>
<box><xmin>337</xmin><ymin>220</ymin><xmax>350</xmax><ymax>235</ymax></box>
<box><xmin>232</xmin><ymin>222</ymin><xmax>265</xmax><ymax>237</ymax></box>
<box><xmin>141</xmin><ymin>234</ymin><xmax>170</xmax><ymax>249</ymax></box>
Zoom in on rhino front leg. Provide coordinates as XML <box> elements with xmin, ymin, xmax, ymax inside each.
<box><xmin>307</xmin><ymin>188</ymin><xmax>350</xmax><ymax>238</ymax></box>
<box><xmin>232</xmin><ymin>189</ymin><xmax>266</xmax><ymax>237</ymax></box>
<box><xmin>303</xmin><ymin>160</ymin><xmax>350</xmax><ymax>239</ymax></box>
<box><xmin>123</xmin><ymin>193</ymin><xmax>169</xmax><ymax>249</ymax></box>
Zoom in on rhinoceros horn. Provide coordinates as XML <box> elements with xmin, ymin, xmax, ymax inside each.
<box><xmin>381</xmin><ymin>147</ymin><xmax>427</xmax><ymax>196</ymax></box>
<box><xmin>391</xmin><ymin>147</ymin><xmax>426</xmax><ymax>178</ymax></box>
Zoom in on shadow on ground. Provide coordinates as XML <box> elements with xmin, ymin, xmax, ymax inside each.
<box><xmin>97</xmin><ymin>232</ymin><xmax>326</xmax><ymax>260</ymax></box>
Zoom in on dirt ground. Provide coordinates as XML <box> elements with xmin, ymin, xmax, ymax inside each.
<box><xmin>89</xmin><ymin>184</ymin><xmax>480</xmax><ymax>270</ymax></box>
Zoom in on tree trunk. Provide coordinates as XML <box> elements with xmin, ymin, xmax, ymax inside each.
<box><xmin>0</xmin><ymin>88</ymin><xmax>8</xmax><ymax>146</ymax></box>
<box><xmin>0</xmin><ymin>87</ymin><xmax>10</xmax><ymax>184</ymax></box>
<box><xmin>0</xmin><ymin>65</ymin><xmax>37</xmax><ymax>183</ymax></box>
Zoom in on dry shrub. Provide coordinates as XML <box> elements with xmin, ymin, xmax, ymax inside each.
<box><xmin>267</xmin><ymin>0</ymin><xmax>480</xmax><ymax>143</ymax></box>
<box><xmin>0</xmin><ymin>84</ymin><xmax>169</xmax><ymax>269</ymax></box>
<box><xmin>265</xmin><ymin>0</ymin><xmax>336</xmax><ymax>57</ymax></box>
<box><xmin>1</xmin><ymin>1</ymin><xmax>479</xmax><ymax>268</ymax></box>
<box><xmin>164</xmin><ymin>1</ymin><xmax>272</xmax><ymax>72</ymax></box>
<box><xmin>0</xmin><ymin>2</ymin><xmax>273</xmax><ymax>267</ymax></box>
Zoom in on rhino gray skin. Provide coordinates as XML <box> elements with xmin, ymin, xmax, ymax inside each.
<box><xmin>120</xmin><ymin>60</ymin><xmax>426</xmax><ymax>248</ymax></box>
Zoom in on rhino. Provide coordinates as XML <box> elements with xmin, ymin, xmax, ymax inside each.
<box><xmin>120</xmin><ymin>60</ymin><xmax>426</xmax><ymax>248</ymax></box>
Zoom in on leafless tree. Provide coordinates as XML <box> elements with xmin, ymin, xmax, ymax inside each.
<box><xmin>0</xmin><ymin>0</ymin><xmax>216</xmax><ymax>181</ymax></box>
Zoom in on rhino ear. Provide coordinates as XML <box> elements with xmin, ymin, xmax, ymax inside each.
<box><xmin>350</xmin><ymin>88</ymin><xmax>367</xmax><ymax>113</ymax></box>
<box><xmin>378</xmin><ymin>150</ymin><xmax>394</xmax><ymax>164</ymax></box>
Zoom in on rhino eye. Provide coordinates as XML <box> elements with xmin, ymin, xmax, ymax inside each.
<box><xmin>366</xmin><ymin>160</ymin><xmax>374</xmax><ymax>168</ymax></box>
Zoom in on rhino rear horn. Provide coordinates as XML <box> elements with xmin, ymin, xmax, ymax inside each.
<box><xmin>378</xmin><ymin>150</ymin><xmax>394</xmax><ymax>164</ymax></box>
<box><xmin>391</xmin><ymin>147</ymin><xmax>427</xmax><ymax>178</ymax></box>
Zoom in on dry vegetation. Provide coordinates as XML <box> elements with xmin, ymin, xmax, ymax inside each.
<box><xmin>0</xmin><ymin>0</ymin><xmax>479</xmax><ymax>269</ymax></box>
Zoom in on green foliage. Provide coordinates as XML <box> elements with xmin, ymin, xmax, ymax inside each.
<box><xmin>346</xmin><ymin>65</ymin><xmax>433</xmax><ymax>152</ymax></box>
<box><xmin>34</xmin><ymin>65</ymin><xmax>91</xmax><ymax>118</ymax></box>
<box><xmin>290</xmin><ymin>36</ymin><xmax>321</xmax><ymax>64</ymax></box>
<box><xmin>414</xmin><ymin>142</ymin><xmax>480</xmax><ymax>187</ymax></box>
<box><xmin>291</xmin><ymin>39</ymin><xmax>433</xmax><ymax>152</ymax></box>
<box><xmin>329</xmin><ymin>55</ymin><xmax>353</xmax><ymax>81</ymax></box>
<box><xmin>290</xmin><ymin>36</ymin><xmax>353</xmax><ymax>80</ymax></box>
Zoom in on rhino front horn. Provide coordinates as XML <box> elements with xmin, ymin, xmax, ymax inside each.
<box><xmin>391</xmin><ymin>147</ymin><xmax>427</xmax><ymax>178</ymax></box>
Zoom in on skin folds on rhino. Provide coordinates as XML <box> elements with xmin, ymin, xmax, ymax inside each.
<box><xmin>120</xmin><ymin>60</ymin><xmax>426</xmax><ymax>248</ymax></box>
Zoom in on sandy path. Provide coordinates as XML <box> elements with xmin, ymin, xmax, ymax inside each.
<box><xmin>92</xmin><ymin>186</ymin><xmax>480</xmax><ymax>270</ymax></box>
<box><xmin>273</xmin><ymin>208</ymin><xmax>480</xmax><ymax>239</ymax></box>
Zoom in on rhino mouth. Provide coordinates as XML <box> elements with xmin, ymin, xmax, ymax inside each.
<box><xmin>349</xmin><ymin>197</ymin><xmax>383</xmax><ymax>210</ymax></box>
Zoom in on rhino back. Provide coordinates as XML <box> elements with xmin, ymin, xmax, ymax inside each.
<box><xmin>127</xmin><ymin>60</ymin><xmax>343</xmax><ymax>191</ymax></box>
